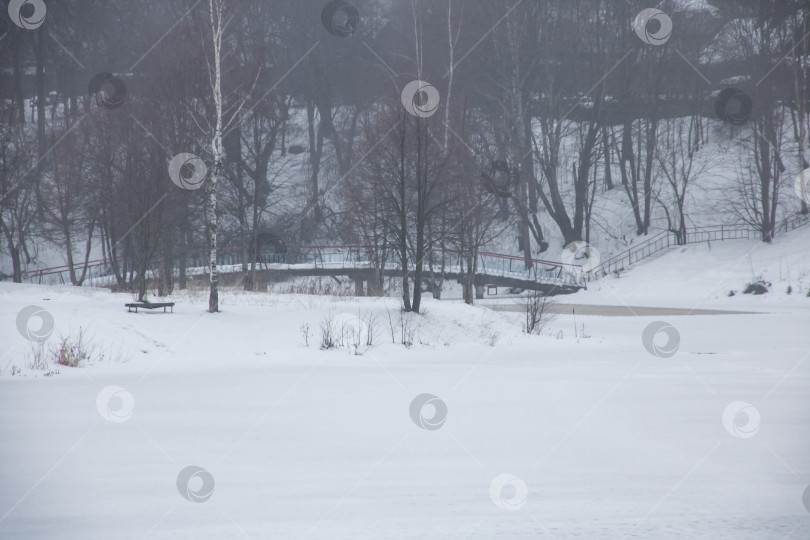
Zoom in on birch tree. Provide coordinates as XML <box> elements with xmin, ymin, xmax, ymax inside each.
<box><xmin>206</xmin><ymin>0</ymin><xmax>226</xmax><ymax>312</ymax></box>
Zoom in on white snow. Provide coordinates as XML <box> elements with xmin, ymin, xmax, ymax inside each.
<box><xmin>1</xmin><ymin>228</ymin><xmax>809</xmax><ymax>540</ymax></box>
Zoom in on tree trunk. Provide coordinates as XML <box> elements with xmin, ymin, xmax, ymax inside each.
<box><xmin>398</xmin><ymin>122</ymin><xmax>411</xmax><ymax>312</ymax></box>
<box><xmin>207</xmin><ymin>0</ymin><xmax>225</xmax><ymax>313</ymax></box>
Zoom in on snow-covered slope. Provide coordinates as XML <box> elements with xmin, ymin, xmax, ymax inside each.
<box><xmin>570</xmin><ymin>222</ymin><xmax>810</xmax><ymax>311</ymax></box>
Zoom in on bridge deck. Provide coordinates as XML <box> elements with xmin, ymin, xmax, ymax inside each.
<box><xmin>24</xmin><ymin>248</ymin><xmax>586</xmax><ymax>295</ymax></box>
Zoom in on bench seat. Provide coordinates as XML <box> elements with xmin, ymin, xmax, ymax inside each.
<box><xmin>125</xmin><ymin>302</ymin><xmax>175</xmax><ymax>313</ymax></box>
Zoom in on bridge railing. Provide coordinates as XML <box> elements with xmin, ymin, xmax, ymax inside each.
<box><xmin>21</xmin><ymin>258</ymin><xmax>109</xmax><ymax>285</ymax></box>
<box><xmin>476</xmin><ymin>251</ymin><xmax>585</xmax><ymax>288</ymax></box>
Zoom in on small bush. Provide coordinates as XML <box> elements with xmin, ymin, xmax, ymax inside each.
<box><xmin>727</xmin><ymin>290</ymin><xmax>736</xmax><ymax>297</ymax></box>
<box><xmin>27</xmin><ymin>342</ymin><xmax>49</xmax><ymax>370</ymax></box>
<box><xmin>400</xmin><ymin>311</ymin><xmax>415</xmax><ymax>348</ymax></box>
<box><xmin>320</xmin><ymin>313</ymin><xmax>338</xmax><ymax>350</ymax></box>
<box><xmin>300</xmin><ymin>323</ymin><xmax>311</xmax><ymax>347</ymax></box>
<box><xmin>360</xmin><ymin>311</ymin><xmax>378</xmax><ymax>347</ymax></box>
<box><xmin>787</xmin><ymin>285</ymin><xmax>792</xmax><ymax>295</ymax></box>
<box><xmin>54</xmin><ymin>329</ymin><xmax>128</xmax><ymax>368</ymax></box>
<box><xmin>54</xmin><ymin>334</ymin><xmax>89</xmax><ymax>367</ymax></box>
<box><xmin>518</xmin><ymin>292</ymin><xmax>557</xmax><ymax>335</ymax></box>
<box><xmin>384</xmin><ymin>305</ymin><xmax>418</xmax><ymax>347</ymax></box>
<box><xmin>743</xmin><ymin>280</ymin><xmax>770</xmax><ymax>295</ymax></box>
<box><xmin>319</xmin><ymin>312</ymin><xmax>371</xmax><ymax>353</ymax></box>
<box><xmin>24</xmin><ymin>328</ymin><xmax>124</xmax><ymax>372</ymax></box>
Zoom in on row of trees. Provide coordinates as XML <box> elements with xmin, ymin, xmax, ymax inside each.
<box><xmin>1</xmin><ymin>0</ymin><xmax>808</xmax><ymax>311</ymax></box>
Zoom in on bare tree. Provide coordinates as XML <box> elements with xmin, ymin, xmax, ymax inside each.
<box><xmin>0</xmin><ymin>125</ymin><xmax>38</xmax><ymax>282</ymax></box>
<box><xmin>656</xmin><ymin>115</ymin><xmax>712</xmax><ymax>244</ymax></box>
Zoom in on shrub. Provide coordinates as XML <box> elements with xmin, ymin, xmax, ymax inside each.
<box><xmin>26</xmin><ymin>342</ymin><xmax>49</xmax><ymax>370</ymax></box>
<box><xmin>384</xmin><ymin>305</ymin><xmax>417</xmax><ymax>347</ymax></box>
<box><xmin>53</xmin><ymin>328</ymin><xmax>92</xmax><ymax>367</ymax></box>
<box><xmin>319</xmin><ymin>312</ymin><xmax>371</xmax><ymax>353</ymax></box>
<box><xmin>320</xmin><ymin>313</ymin><xmax>338</xmax><ymax>350</ymax></box>
<box><xmin>518</xmin><ymin>292</ymin><xmax>557</xmax><ymax>335</ymax></box>
<box><xmin>743</xmin><ymin>280</ymin><xmax>770</xmax><ymax>295</ymax></box>
<box><xmin>300</xmin><ymin>323</ymin><xmax>311</xmax><ymax>347</ymax></box>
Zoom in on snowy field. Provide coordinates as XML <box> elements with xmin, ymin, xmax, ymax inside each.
<box><xmin>1</xmin><ymin>234</ymin><xmax>809</xmax><ymax>539</ymax></box>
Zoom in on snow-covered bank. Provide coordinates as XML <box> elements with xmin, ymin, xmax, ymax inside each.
<box><xmin>0</xmin><ymin>282</ymin><xmax>808</xmax><ymax>539</ymax></box>
<box><xmin>545</xmin><ymin>226</ymin><xmax>810</xmax><ymax>312</ymax></box>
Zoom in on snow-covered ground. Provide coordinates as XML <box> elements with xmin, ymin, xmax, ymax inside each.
<box><xmin>1</xmin><ymin>230</ymin><xmax>809</xmax><ymax>539</ymax></box>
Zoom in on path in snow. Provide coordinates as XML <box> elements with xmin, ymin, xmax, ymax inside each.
<box><xmin>489</xmin><ymin>303</ymin><xmax>760</xmax><ymax>316</ymax></box>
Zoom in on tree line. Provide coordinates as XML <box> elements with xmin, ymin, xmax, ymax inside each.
<box><xmin>1</xmin><ymin>0</ymin><xmax>808</xmax><ymax>311</ymax></box>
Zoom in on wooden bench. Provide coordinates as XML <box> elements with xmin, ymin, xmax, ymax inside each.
<box><xmin>125</xmin><ymin>302</ymin><xmax>175</xmax><ymax>313</ymax></box>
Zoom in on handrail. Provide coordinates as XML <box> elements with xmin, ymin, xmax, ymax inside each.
<box><xmin>19</xmin><ymin>212</ymin><xmax>808</xmax><ymax>287</ymax></box>
<box><xmin>588</xmin><ymin>212</ymin><xmax>810</xmax><ymax>281</ymax></box>
<box><xmin>478</xmin><ymin>251</ymin><xmax>582</xmax><ymax>271</ymax></box>
<box><xmin>21</xmin><ymin>258</ymin><xmax>107</xmax><ymax>278</ymax></box>
<box><xmin>590</xmin><ymin>230</ymin><xmax>672</xmax><ymax>278</ymax></box>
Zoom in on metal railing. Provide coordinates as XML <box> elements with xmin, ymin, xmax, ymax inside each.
<box><xmin>18</xmin><ymin>212</ymin><xmax>808</xmax><ymax>288</ymax></box>
<box><xmin>589</xmin><ymin>212</ymin><xmax>810</xmax><ymax>281</ymax></box>
<box><xmin>21</xmin><ymin>258</ymin><xmax>108</xmax><ymax>285</ymax></box>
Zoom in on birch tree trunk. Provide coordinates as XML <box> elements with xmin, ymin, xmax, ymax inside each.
<box><xmin>207</xmin><ymin>0</ymin><xmax>225</xmax><ymax>313</ymax></box>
